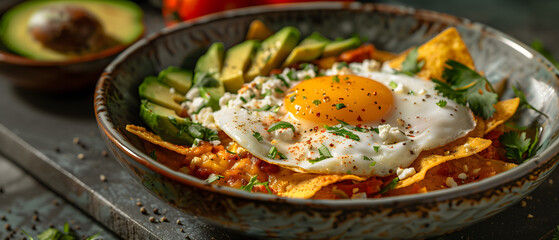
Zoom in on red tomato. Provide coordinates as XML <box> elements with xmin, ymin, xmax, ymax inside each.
<box><xmin>162</xmin><ymin>0</ymin><xmax>252</xmax><ymax>26</ymax></box>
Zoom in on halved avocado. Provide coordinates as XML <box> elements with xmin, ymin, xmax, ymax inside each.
<box><xmin>322</xmin><ymin>36</ymin><xmax>361</xmax><ymax>58</ymax></box>
<box><xmin>0</xmin><ymin>0</ymin><xmax>143</xmax><ymax>61</ymax></box>
<box><xmin>282</xmin><ymin>32</ymin><xmax>330</xmax><ymax>68</ymax></box>
<box><xmin>157</xmin><ymin>66</ymin><xmax>193</xmax><ymax>95</ymax></box>
<box><xmin>220</xmin><ymin>40</ymin><xmax>259</xmax><ymax>92</ymax></box>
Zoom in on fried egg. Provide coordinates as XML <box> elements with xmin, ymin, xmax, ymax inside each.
<box><xmin>213</xmin><ymin>63</ymin><xmax>475</xmax><ymax>176</ymax></box>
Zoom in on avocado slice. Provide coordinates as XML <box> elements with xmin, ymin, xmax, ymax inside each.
<box><xmin>157</xmin><ymin>66</ymin><xmax>193</xmax><ymax>95</ymax></box>
<box><xmin>139</xmin><ymin>76</ymin><xmax>186</xmax><ymax>113</ymax></box>
<box><xmin>322</xmin><ymin>36</ymin><xmax>361</xmax><ymax>58</ymax></box>
<box><xmin>191</xmin><ymin>72</ymin><xmax>225</xmax><ymax>111</ymax></box>
<box><xmin>282</xmin><ymin>32</ymin><xmax>331</xmax><ymax>68</ymax></box>
<box><xmin>140</xmin><ymin>100</ymin><xmax>195</xmax><ymax>145</ymax></box>
<box><xmin>220</xmin><ymin>40</ymin><xmax>258</xmax><ymax>92</ymax></box>
<box><xmin>245</xmin><ymin>26</ymin><xmax>300</xmax><ymax>82</ymax></box>
<box><xmin>0</xmin><ymin>0</ymin><xmax>143</xmax><ymax>61</ymax></box>
<box><xmin>194</xmin><ymin>42</ymin><xmax>224</xmax><ymax>85</ymax></box>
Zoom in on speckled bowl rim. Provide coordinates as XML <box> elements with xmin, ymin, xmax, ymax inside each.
<box><xmin>95</xmin><ymin>2</ymin><xmax>559</xmax><ymax>208</ymax></box>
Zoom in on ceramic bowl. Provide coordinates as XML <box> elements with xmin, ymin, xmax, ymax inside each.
<box><xmin>94</xmin><ymin>2</ymin><xmax>559</xmax><ymax>239</ymax></box>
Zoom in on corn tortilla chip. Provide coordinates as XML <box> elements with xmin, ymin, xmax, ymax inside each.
<box><xmin>126</xmin><ymin>125</ymin><xmax>191</xmax><ymax>155</ymax></box>
<box><xmin>485</xmin><ymin>98</ymin><xmax>520</xmax><ymax>134</ymax></box>
<box><xmin>388</xmin><ymin>155</ymin><xmax>516</xmax><ymax>196</ymax></box>
<box><xmin>396</xmin><ymin>137</ymin><xmax>492</xmax><ymax>189</ymax></box>
<box><xmin>388</xmin><ymin>27</ymin><xmax>475</xmax><ymax>81</ymax></box>
<box><xmin>270</xmin><ymin>173</ymin><xmax>365</xmax><ymax>199</ymax></box>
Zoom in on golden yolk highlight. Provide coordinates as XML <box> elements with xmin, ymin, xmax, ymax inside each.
<box><xmin>284</xmin><ymin>75</ymin><xmax>394</xmax><ymax>125</ymax></box>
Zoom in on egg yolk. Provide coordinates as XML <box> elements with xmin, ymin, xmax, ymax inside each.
<box><xmin>284</xmin><ymin>75</ymin><xmax>394</xmax><ymax>125</ymax></box>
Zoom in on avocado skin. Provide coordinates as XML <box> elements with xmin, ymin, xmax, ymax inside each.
<box><xmin>138</xmin><ymin>76</ymin><xmax>186</xmax><ymax>113</ymax></box>
<box><xmin>322</xmin><ymin>36</ymin><xmax>361</xmax><ymax>58</ymax></box>
<box><xmin>157</xmin><ymin>66</ymin><xmax>193</xmax><ymax>95</ymax></box>
<box><xmin>245</xmin><ymin>26</ymin><xmax>300</xmax><ymax>82</ymax></box>
<box><xmin>140</xmin><ymin>100</ymin><xmax>194</xmax><ymax>145</ymax></box>
<box><xmin>282</xmin><ymin>32</ymin><xmax>330</xmax><ymax>67</ymax></box>
<box><xmin>194</xmin><ymin>42</ymin><xmax>224</xmax><ymax>84</ymax></box>
<box><xmin>220</xmin><ymin>40</ymin><xmax>259</xmax><ymax>92</ymax></box>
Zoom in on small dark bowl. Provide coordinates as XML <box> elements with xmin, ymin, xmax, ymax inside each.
<box><xmin>95</xmin><ymin>2</ymin><xmax>559</xmax><ymax>239</ymax></box>
<box><xmin>0</xmin><ymin>44</ymin><xmax>138</xmax><ymax>92</ymax></box>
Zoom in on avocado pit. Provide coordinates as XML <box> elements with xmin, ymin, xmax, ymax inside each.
<box><xmin>27</xmin><ymin>5</ymin><xmax>107</xmax><ymax>53</ymax></box>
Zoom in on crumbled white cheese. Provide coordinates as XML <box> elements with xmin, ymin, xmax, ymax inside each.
<box><xmin>473</xmin><ymin>168</ymin><xmax>481</xmax><ymax>174</ymax></box>
<box><xmin>393</xmin><ymin>82</ymin><xmax>406</xmax><ymax>94</ymax></box>
<box><xmin>418</xmin><ymin>89</ymin><xmax>427</xmax><ymax>95</ymax></box>
<box><xmin>445</xmin><ymin>177</ymin><xmax>458</xmax><ymax>187</ymax></box>
<box><xmin>378</xmin><ymin>124</ymin><xmax>406</xmax><ymax>144</ymax></box>
<box><xmin>190</xmin><ymin>97</ymin><xmax>207</xmax><ymax>114</ymax></box>
<box><xmin>458</xmin><ymin>173</ymin><xmax>468</xmax><ymax>180</ymax></box>
<box><xmin>396</xmin><ymin>167</ymin><xmax>416</xmax><ymax>180</ymax></box>
<box><xmin>219</xmin><ymin>92</ymin><xmax>236</xmax><ymax>107</ymax></box>
<box><xmin>350</xmin><ymin>59</ymin><xmax>381</xmax><ymax>73</ymax></box>
<box><xmin>271</xmin><ymin>127</ymin><xmax>295</xmax><ymax>142</ymax></box>
<box><xmin>185</xmin><ymin>88</ymin><xmax>200</xmax><ymax>100</ymax></box>
<box><xmin>193</xmin><ymin>107</ymin><xmax>218</xmax><ymax>130</ymax></box>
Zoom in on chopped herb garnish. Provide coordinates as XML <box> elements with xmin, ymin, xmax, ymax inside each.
<box><xmin>389</xmin><ymin>81</ymin><xmax>398</xmax><ymax>89</ymax></box>
<box><xmin>371</xmin><ymin>127</ymin><xmax>379</xmax><ymax>134</ymax></box>
<box><xmin>336</xmin><ymin>62</ymin><xmax>349</xmax><ymax>70</ymax></box>
<box><xmin>240</xmin><ymin>175</ymin><xmax>272</xmax><ymax>194</ymax></box>
<box><xmin>363</xmin><ymin>156</ymin><xmax>376</xmax><ymax>167</ymax></box>
<box><xmin>267</xmin><ymin>146</ymin><xmax>286</xmax><ymax>160</ymax></box>
<box><xmin>308</xmin><ymin>145</ymin><xmax>333</xmax><ymax>163</ymax></box>
<box><xmin>267</xmin><ymin>121</ymin><xmax>295</xmax><ymax>132</ymax></box>
<box><xmin>286</xmin><ymin>70</ymin><xmax>297</xmax><ymax>81</ymax></box>
<box><xmin>408</xmin><ymin>90</ymin><xmax>414</xmax><ymax>95</ymax></box>
<box><xmin>192</xmin><ymin>138</ymin><xmax>201</xmax><ymax>147</ymax></box>
<box><xmin>347</xmin><ymin>170</ymin><xmax>352</xmax><ymax>174</ymax></box>
<box><xmin>512</xmin><ymin>84</ymin><xmax>549</xmax><ymax>119</ymax></box>
<box><xmin>262</xmin><ymin>89</ymin><xmax>272</xmax><ymax>97</ymax></box>
<box><xmin>240</xmin><ymin>96</ymin><xmax>247</xmax><ymax>103</ymax></box>
<box><xmin>303</xmin><ymin>75</ymin><xmax>312</xmax><ymax>80</ymax></box>
<box><xmin>395</xmin><ymin>47</ymin><xmax>425</xmax><ymax>76</ymax></box>
<box><xmin>335</xmin><ymin>103</ymin><xmax>346</xmax><ymax>110</ymax></box>
<box><xmin>271</xmin><ymin>105</ymin><xmax>281</xmax><ymax>113</ymax></box>
<box><xmin>275</xmin><ymin>74</ymin><xmax>289</xmax><ymax>87</ymax></box>
<box><xmin>206</xmin><ymin>174</ymin><xmax>224</xmax><ymax>183</ymax></box>
<box><xmin>22</xmin><ymin>223</ymin><xmax>100</xmax><ymax>240</ymax></box>
<box><xmin>433</xmin><ymin>60</ymin><xmax>498</xmax><ymax>119</ymax></box>
<box><xmin>531</xmin><ymin>40</ymin><xmax>559</xmax><ymax>68</ymax></box>
<box><xmin>500</xmin><ymin>129</ymin><xmax>541</xmax><ymax>164</ymax></box>
<box><xmin>226</xmin><ymin>149</ymin><xmax>236</xmax><ymax>154</ymax></box>
<box><xmin>289</xmin><ymin>94</ymin><xmax>296</xmax><ymax>102</ymax></box>
<box><xmin>325</xmin><ymin>125</ymin><xmax>360</xmax><ymax>141</ymax></box>
<box><xmin>252</xmin><ymin>131</ymin><xmax>263</xmax><ymax>141</ymax></box>
<box><xmin>188</xmin><ymin>123</ymin><xmax>219</xmax><ymax>142</ymax></box>
<box><xmin>264</xmin><ymin>53</ymin><xmax>271</xmax><ymax>63</ymax></box>
<box><xmin>254</xmin><ymin>104</ymin><xmax>272</xmax><ymax>112</ymax></box>
<box><xmin>436</xmin><ymin>100</ymin><xmax>447</xmax><ymax>107</ymax></box>
<box><xmin>312</xmin><ymin>100</ymin><xmax>321</xmax><ymax>106</ymax></box>
<box><xmin>149</xmin><ymin>151</ymin><xmax>157</xmax><ymax>160</ymax></box>
<box><xmin>332</xmin><ymin>75</ymin><xmax>340</xmax><ymax>83</ymax></box>
<box><xmin>553</xmin><ymin>225</ymin><xmax>559</xmax><ymax>240</ymax></box>
<box><xmin>379</xmin><ymin>177</ymin><xmax>399</xmax><ymax>194</ymax></box>
<box><xmin>373</xmin><ymin>146</ymin><xmax>380</xmax><ymax>152</ymax></box>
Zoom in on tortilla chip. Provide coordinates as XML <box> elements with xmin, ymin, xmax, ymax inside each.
<box><xmin>485</xmin><ymin>98</ymin><xmax>520</xmax><ymax>134</ymax></box>
<box><xmin>467</xmin><ymin>116</ymin><xmax>486</xmax><ymax>138</ymax></box>
<box><xmin>270</xmin><ymin>173</ymin><xmax>365</xmax><ymax>199</ymax></box>
<box><xmin>395</xmin><ymin>137</ymin><xmax>492</xmax><ymax>189</ymax></box>
<box><xmin>388</xmin><ymin>27</ymin><xmax>475</xmax><ymax>81</ymax></box>
<box><xmin>126</xmin><ymin>125</ymin><xmax>190</xmax><ymax>155</ymax></box>
<box><xmin>388</xmin><ymin>155</ymin><xmax>516</xmax><ymax>196</ymax></box>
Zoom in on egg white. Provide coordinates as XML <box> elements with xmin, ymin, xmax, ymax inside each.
<box><xmin>213</xmin><ymin>63</ymin><xmax>475</xmax><ymax>176</ymax></box>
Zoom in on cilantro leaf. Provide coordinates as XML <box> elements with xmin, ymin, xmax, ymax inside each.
<box><xmin>433</xmin><ymin>60</ymin><xmax>498</xmax><ymax>119</ymax></box>
<box><xmin>363</xmin><ymin>156</ymin><xmax>376</xmax><ymax>167</ymax></box>
<box><xmin>395</xmin><ymin>47</ymin><xmax>424</xmax><ymax>76</ymax></box>
<box><xmin>373</xmin><ymin>146</ymin><xmax>380</xmax><ymax>152</ymax></box>
<box><xmin>531</xmin><ymin>40</ymin><xmax>559</xmax><ymax>68</ymax></box>
<box><xmin>512</xmin><ymin>84</ymin><xmax>549</xmax><ymax>119</ymax></box>
<box><xmin>252</xmin><ymin>131</ymin><xmax>263</xmax><ymax>141</ymax></box>
<box><xmin>379</xmin><ymin>177</ymin><xmax>399</xmax><ymax>194</ymax></box>
<box><xmin>308</xmin><ymin>145</ymin><xmax>332</xmax><ymax>163</ymax></box>
<box><xmin>389</xmin><ymin>81</ymin><xmax>398</xmax><ymax>89</ymax></box>
<box><xmin>335</xmin><ymin>103</ymin><xmax>346</xmax><ymax>110</ymax></box>
<box><xmin>267</xmin><ymin>146</ymin><xmax>286</xmax><ymax>160</ymax></box>
<box><xmin>553</xmin><ymin>225</ymin><xmax>559</xmax><ymax>240</ymax></box>
<box><xmin>332</xmin><ymin>75</ymin><xmax>340</xmax><ymax>83</ymax></box>
<box><xmin>267</xmin><ymin>121</ymin><xmax>295</xmax><ymax>132</ymax></box>
<box><xmin>499</xmin><ymin>130</ymin><xmax>541</xmax><ymax>164</ymax></box>
<box><xmin>312</xmin><ymin>100</ymin><xmax>321</xmax><ymax>106</ymax></box>
<box><xmin>206</xmin><ymin>174</ymin><xmax>224</xmax><ymax>183</ymax></box>
<box><xmin>436</xmin><ymin>100</ymin><xmax>447</xmax><ymax>107</ymax></box>
<box><xmin>325</xmin><ymin>126</ymin><xmax>360</xmax><ymax>141</ymax></box>
<box><xmin>254</xmin><ymin>104</ymin><xmax>272</xmax><ymax>112</ymax></box>
<box><xmin>240</xmin><ymin>175</ymin><xmax>272</xmax><ymax>194</ymax></box>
